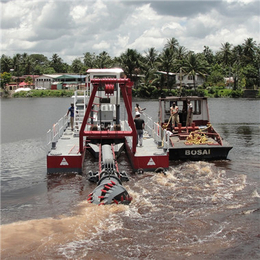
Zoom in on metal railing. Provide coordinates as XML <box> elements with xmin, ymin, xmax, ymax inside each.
<box><xmin>122</xmin><ymin>120</ymin><xmax>133</xmax><ymax>150</ymax></box>
<box><xmin>46</xmin><ymin>114</ymin><xmax>69</xmax><ymax>151</ymax></box>
<box><xmin>46</xmin><ymin>108</ymin><xmax>170</xmax><ymax>153</ymax></box>
<box><xmin>162</xmin><ymin>129</ymin><xmax>170</xmax><ymax>150</ymax></box>
<box><xmin>73</xmin><ymin>90</ymin><xmax>89</xmax><ymax>135</ymax></box>
<box><xmin>142</xmin><ymin>112</ymin><xmax>170</xmax><ymax>151</ymax></box>
<box><xmin>142</xmin><ymin>112</ymin><xmax>153</xmax><ymax>136</ymax></box>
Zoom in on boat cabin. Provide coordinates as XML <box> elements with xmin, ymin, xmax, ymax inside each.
<box><xmin>158</xmin><ymin>96</ymin><xmax>210</xmax><ymax>127</ymax></box>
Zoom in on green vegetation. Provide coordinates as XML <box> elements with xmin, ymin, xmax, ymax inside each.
<box><xmin>12</xmin><ymin>89</ymin><xmax>74</xmax><ymax>98</ymax></box>
<box><xmin>1</xmin><ymin>37</ymin><xmax>260</xmax><ymax>98</ymax></box>
<box><xmin>6</xmin><ymin>88</ymin><xmax>259</xmax><ymax>99</ymax></box>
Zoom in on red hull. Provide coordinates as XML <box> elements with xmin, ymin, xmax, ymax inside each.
<box><xmin>125</xmin><ymin>141</ymin><xmax>169</xmax><ymax>172</ymax></box>
<box><xmin>47</xmin><ymin>153</ymin><xmax>85</xmax><ymax>173</ymax></box>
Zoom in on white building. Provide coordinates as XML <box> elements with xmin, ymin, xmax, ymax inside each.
<box><xmin>176</xmin><ymin>74</ymin><xmax>205</xmax><ymax>88</ymax></box>
<box><xmin>35</xmin><ymin>74</ymin><xmax>62</xmax><ymax>89</ymax></box>
<box><xmin>157</xmin><ymin>71</ymin><xmax>205</xmax><ymax>89</ymax></box>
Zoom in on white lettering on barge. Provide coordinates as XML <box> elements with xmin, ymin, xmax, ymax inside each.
<box><xmin>185</xmin><ymin>149</ymin><xmax>211</xmax><ymax>156</ymax></box>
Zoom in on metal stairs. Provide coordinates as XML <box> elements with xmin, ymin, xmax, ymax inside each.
<box><xmin>73</xmin><ymin>90</ymin><xmax>89</xmax><ymax>136</ymax></box>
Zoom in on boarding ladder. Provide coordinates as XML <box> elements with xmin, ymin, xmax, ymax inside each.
<box><xmin>73</xmin><ymin>90</ymin><xmax>89</xmax><ymax>136</ymax></box>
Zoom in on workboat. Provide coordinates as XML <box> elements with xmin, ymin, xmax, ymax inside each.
<box><xmin>158</xmin><ymin>96</ymin><xmax>233</xmax><ymax>160</ymax></box>
<box><xmin>46</xmin><ymin>69</ymin><xmax>232</xmax><ymax>204</ymax></box>
<box><xmin>46</xmin><ymin>68</ymin><xmax>170</xmax><ymax>204</ymax></box>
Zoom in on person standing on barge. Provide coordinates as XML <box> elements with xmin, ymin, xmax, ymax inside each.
<box><xmin>67</xmin><ymin>103</ymin><xmax>75</xmax><ymax>131</ymax></box>
<box><xmin>170</xmin><ymin>102</ymin><xmax>179</xmax><ymax>128</ymax></box>
<box><xmin>135</xmin><ymin>103</ymin><xmax>146</xmax><ymax>113</ymax></box>
<box><xmin>134</xmin><ymin>112</ymin><xmax>145</xmax><ymax>147</ymax></box>
<box><xmin>186</xmin><ymin>100</ymin><xmax>193</xmax><ymax>126</ymax></box>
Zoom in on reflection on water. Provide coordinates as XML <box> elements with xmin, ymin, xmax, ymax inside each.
<box><xmin>236</xmin><ymin>125</ymin><xmax>253</xmax><ymax>146</ymax></box>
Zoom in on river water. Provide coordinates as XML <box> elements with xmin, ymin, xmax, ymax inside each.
<box><xmin>1</xmin><ymin>97</ymin><xmax>260</xmax><ymax>260</ymax></box>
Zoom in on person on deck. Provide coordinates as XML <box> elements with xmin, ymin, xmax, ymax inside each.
<box><xmin>67</xmin><ymin>103</ymin><xmax>75</xmax><ymax>131</ymax></box>
<box><xmin>135</xmin><ymin>103</ymin><xmax>146</xmax><ymax>114</ymax></box>
<box><xmin>170</xmin><ymin>102</ymin><xmax>179</xmax><ymax>128</ymax></box>
<box><xmin>186</xmin><ymin>100</ymin><xmax>193</xmax><ymax>126</ymax></box>
<box><xmin>134</xmin><ymin>112</ymin><xmax>145</xmax><ymax>147</ymax></box>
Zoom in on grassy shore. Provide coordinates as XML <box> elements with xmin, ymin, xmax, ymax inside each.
<box><xmin>1</xmin><ymin>88</ymin><xmax>259</xmax><ymax>98</ymax></box>
<box><xmin>11</xmin><ymin>89</ymin><xmax>75</xmax><ymax>98</ymax></box>
<box><xmin>132</xmin><ymin>87</ymin><xmax>260</xmax><ymax>98</ymax></box>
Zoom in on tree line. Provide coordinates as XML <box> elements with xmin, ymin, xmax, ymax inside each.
<box><xmin>1</xmin><ymin>37</ymin><xmax>259</xmax><ymax>97</ymax></box>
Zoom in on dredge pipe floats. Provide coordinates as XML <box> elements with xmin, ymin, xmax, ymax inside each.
<box><xmin>88</xmin><ymin>144</ymin><xmax>132</xmax><ymax>205</ymax></box>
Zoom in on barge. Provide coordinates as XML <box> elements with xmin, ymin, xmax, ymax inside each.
<box><xmin>158</xmin><ymin>96</ymin><xmax>233</xmax><ymax>160</ymax></box>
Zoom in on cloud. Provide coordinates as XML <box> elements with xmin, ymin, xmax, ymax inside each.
<box><xmin>149</xmin><ymin>1</ymin><xmax>221</xmax><ymax>17</ymax></box>
<box><xmin>0</xmin><ymin>0</ymin><xmax>259</xmax><ymax>63</ymax></box>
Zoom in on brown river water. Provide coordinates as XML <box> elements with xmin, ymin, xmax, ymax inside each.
<box><xmin>1</xmin><ymin>97</ymin><xmax>260</xmax><ymax>259</ymax></box>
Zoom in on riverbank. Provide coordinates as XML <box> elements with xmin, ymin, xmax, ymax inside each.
<box><xmin>133</xmin><ymin>87</ymin><xmax>260</xmax><ymax>98</ymax></box>
<box><xmin>1</xmin><ymin>89</ymin><xmax>75</xmax><ymax>98</ymax></box>
<box><xmin>1</xmin><ymin>88</ymin><xmax>259</xmax><ymax>98</ymax></box>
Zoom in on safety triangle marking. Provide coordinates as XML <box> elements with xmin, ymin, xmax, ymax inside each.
<box><xmin>147</xmin><ymin>158</ymin><xmax>156</xmax><ymax>166</ymax></box>
<box><xmin>60</xmin><ymin>158</ymin><xmax>69</xmax><ymax>166</ymax></box>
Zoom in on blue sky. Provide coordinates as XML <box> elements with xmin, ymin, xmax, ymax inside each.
<box><xmin>0</xmin><ymin>0</ymin><xmax>259</xmax><ymax>63</ymax></box>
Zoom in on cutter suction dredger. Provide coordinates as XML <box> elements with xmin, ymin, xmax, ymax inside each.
<box><xmin>88</xmin><ymin>144</ymin><xmax>132</xmax><ymax>205</ymax></box>
<box><xmin>47</xmin><ymin>68</ymin><xmax>169</xmax><ymax>196</ymax></box>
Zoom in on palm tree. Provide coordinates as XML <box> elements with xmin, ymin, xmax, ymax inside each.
<box><xmin>231</xmin><ymin>45</ymin><xmax>243</xmax><ymax>89</ymax></box>
<box><xmin>50</xmin><ymin>54</ymin><xmax>64</xmax><ymax>73</ymax></box>
<box><xmin>83</xmin><ymin>52</ymin><xmax>96</xmax><ymax>68</ymax></box>
<box><xmin>12</xmin><ymin>53</ymin><xmax>22</xmax><ymax>76</ymax></box>
<box><xmin>242</xmin><ymin>38</ymin><xmax>257</xmax><ymax>64</ymax></box>
<box><xmin>0</xmin><ymin>55</ymin><xmax>12</xmax><ymax>73</ymax></box>
<box><xmin>71</xmin><ymin>58</ymin><xmax>84</xmax><ymax>73</ymax></box>
<box><xmin>24</xmin><ymin>76</ymin><xmax>33</xmax><ymax>87</ymax></box>
<box><xmin>219</xmin><ymin>42</ymin><xmax>233</xmax><ymax>67</ymax></box>
<box><xmin>182</xmin><ymin>53</ymin><xmax>208</xmax><ymax>89</ymax></box>
<box><xmin>175</xmin><ymin>46</ymin><xmax>188</xmax><ymax>61</ymax></box>
<box><xmin>144</xmin><ymin>47</ymin><xmax>158</xmax><ymax>69</ymax></box>
<box><xmin>140</xmin><ymin>47</ymin><xmax>159</xmax><ymax>91</ymax></box>
<box><xmin>203</xmin><ymin>46</ymin><xmax>214</xmax><ymax>65</ymax></box>
<box><xmin>165</xmin><ymin>37</ymin><xmax>179</xmax><ymax>53</ymax></box>
<box><xmin>96</xmin><ymin>51</ymin><xmax>112</xmax><ymax>68</ymax></box>
<box><xmin>218</xmin><ymin>42</ymin><xmax>233</xmax><ymax>86</ymax></box>
<box><xmin>158</xmin><ymin>48</ymin><xmax>175</xmax><ymax>90</ymax></box>
<box><xmin>118</xmin><ymin>49</ymin><xmax>141</xmax><ymax>82</ymax></box>
<box><xmin>24</xmin><ymin>56</ymin><xmax>34</xmax><ymax>75</ymax></box>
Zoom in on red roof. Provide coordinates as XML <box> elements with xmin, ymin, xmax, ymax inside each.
<box><xmin>19</xmin><ymin>81</ymin><xmax>27</xmax><ymax>86</ymax></box>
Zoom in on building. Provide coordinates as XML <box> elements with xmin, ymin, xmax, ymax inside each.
<box><xmin>35</xmin><ymin>74</ymin><xmax>86</xmax><ymax>89</ymax></box>
<box><xmin>53</xmin><ymin>75</ymin><xmax>86</xmax><ymax>90</ymax></box>
<box><xmin>156</xmin><ymin>71</ymin><xmax>205</xmax><ymax>89</ymax></box>
<box><xmin>6</xmin><ymin>74</ymin><xmax>39</xmax><ymax>91</ymax></box>
<box><xmin>176</xmin><ymin>74</ymin><xmax>205</xmax><ymax>88</ymax></box>
<box><xmin>35</xmin><ymin>74</ymin><xmax>62</xmax><ymax>89</ymax></box>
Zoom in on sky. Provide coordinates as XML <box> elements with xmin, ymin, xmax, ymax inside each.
<box><xmin>0</xmin><ymin>0</ymin><xmax>259</xmax><ymax>64</ymax></box>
